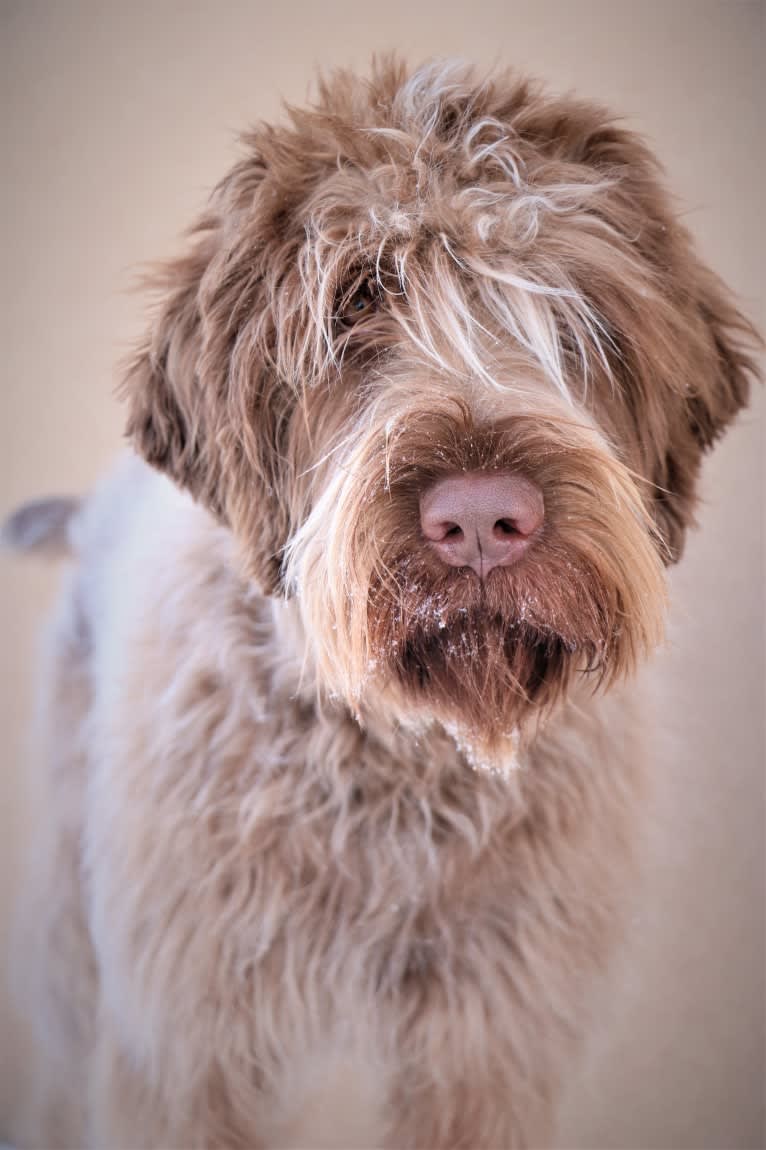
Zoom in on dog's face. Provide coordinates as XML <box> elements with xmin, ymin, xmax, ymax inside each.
<box><xmin>125</xmin><ymin>60</ymin><xmax>756</xmax><ymax>756</ymax></box>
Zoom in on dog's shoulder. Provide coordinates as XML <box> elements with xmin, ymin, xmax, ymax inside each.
<box><xmin>75</xmin><ymin>452</ymin><xmax>200</xmax><ymax>563</ymax></box>
<box><xmin>58</xmin><ymin>454</ymin><xmax>252</xmax><ymax>699</ymax></box>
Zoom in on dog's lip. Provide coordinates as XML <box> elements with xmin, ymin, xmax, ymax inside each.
<box><xmin>403</xmin><ymin>600</ymin><xmax>526</xmax><ymax>638</ymax></box>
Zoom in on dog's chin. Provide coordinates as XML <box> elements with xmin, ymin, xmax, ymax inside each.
<box><xmin>364</xmin><ymin>553</ymin><xmax>614</xmax><ymax>752</ymax></box>
<box><xmin>389</xmin><ymin>609</ymin><xmax>594</xmax><ymax>738</ymax></box>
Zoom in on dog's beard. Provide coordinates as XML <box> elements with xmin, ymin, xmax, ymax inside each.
<box><xmin>365</xmin><ymin>546</ymin><xmax>613</xmax><ymax>742</ymax></box>
<box><xmin>285</xmin><ymin>407</ymin><xmax>667</xmax><ymax>761</ymax></box>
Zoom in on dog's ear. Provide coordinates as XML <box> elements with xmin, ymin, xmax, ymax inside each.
<box><xmin>561</xmin><ymin>118</ymin><xmax>761</xmax><ymax>562</ymax></box>
<box><xmin>648</xmin><ymin>257</ymin><xmax>759</xmax><ymax>562</ymax></box>
<box><xmin>122</xmin><ymin>189</ymin><xmax>292</xmax><ymax>594</ymax></box>
<box><xmin>683</xmin><ymin>267</ymin><xmax>755</xmax><ymax>451</ymax></box>
<box><xmin>124</xmin><ymin>224</ymin><xmax>227</xmax><ymax>517</ymax></box>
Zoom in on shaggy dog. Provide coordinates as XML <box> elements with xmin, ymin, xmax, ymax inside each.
<box><xmin>4</xmin><ymin>58</ymin><xmax>759</xmax><ymax>1149</ymax></box>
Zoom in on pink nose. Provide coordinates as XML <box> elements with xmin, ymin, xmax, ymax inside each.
<box><xmin>420</xmin><ymin>471</ymin><xmax>544</xmax><ymax>576</ymax></box>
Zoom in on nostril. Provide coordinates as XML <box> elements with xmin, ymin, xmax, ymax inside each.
<box><xmin>425</xmin><ymin>520</ymin><xmax>465</xmax><ymax>543</ymax></box>
<box><xmin>419</xmin><ymin>470</ymin><xmax>544</xmax><ymax>575</ymax></box>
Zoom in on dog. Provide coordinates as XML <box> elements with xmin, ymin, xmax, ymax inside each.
<box><xmin>3</xmin><ymin>57</ymin><xmax>759</xmax><ymax>1149</ymax></box>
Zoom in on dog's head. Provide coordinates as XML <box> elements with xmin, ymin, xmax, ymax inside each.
<box><xmin>124</xmin><ymin>59</ymin><xmax>758</xmax><ymax>758</ymax></box>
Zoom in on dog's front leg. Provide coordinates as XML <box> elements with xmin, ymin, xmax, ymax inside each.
<box><xmin>379</xmin><ymin>957</ymin><xmax>567</xmax><ymax>1150</ymax></box>
<box><xmin>386</xmin><ymin>1020</ymin><xmax>556</xmax><ymax>1150</ymax></box>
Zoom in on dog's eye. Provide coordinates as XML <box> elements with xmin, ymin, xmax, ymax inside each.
<box><xmin>337</xmin><ymin>278</ymin><xmax>378</xmax><ymax>325</ymax></box>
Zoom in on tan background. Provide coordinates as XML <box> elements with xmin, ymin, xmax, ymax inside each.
<box><xmin>0</xmin><ymin>0</ymin><xmax>763</xmax><ymax>1146</ymax></box>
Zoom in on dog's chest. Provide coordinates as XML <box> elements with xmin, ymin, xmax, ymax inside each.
<box><xmin>90</xmin><ymin>704</ymin><xmax>525</xmax><ymax>1145</ymax></box>
<box><xmin>224</xmin><ymin>790</ymin><xmax>517</xmax><ymax>1147</ymax></box>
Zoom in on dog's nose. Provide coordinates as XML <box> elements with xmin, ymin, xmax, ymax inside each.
<box><xmin>419</xmin><ymin>472</ymin><xmax>544</xmax><ymax>576</ymax></box>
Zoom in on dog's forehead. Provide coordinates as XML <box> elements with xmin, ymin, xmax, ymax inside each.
<box><xmin>226</xmin><ymin>63</ymin><xmax>702</xmax><ymax>406</ymax></box>
<box><xmin>296</xmin><ymin>127</ymin><xmax>538</xmax><ymax>239</ymax></box>
<box><xmin>243</xmin><ymin>72</ymin><xmax>635</xmax><ymax>296</ymax></box>
<box><xmin>253</xmin><ymin>64</ymin><xmax>588</xmax><ymax>242</ymax></box>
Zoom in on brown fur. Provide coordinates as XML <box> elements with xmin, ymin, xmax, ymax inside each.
<box><xmin>7</xmin><ymin>58</ymin><xmax>759</xmax><ymax>1148</ymax></box>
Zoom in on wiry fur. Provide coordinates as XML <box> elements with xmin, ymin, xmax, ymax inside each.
<box><xmin>7</xmin><ymin>58</ymin><xmax>759</xmax><ymax>1149</ymax></box>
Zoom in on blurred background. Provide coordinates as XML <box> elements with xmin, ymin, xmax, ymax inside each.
<box><xmin>0</xmin><ymin>1</ymin><xmax>763</xmax><ymax>1146</ymax></box>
